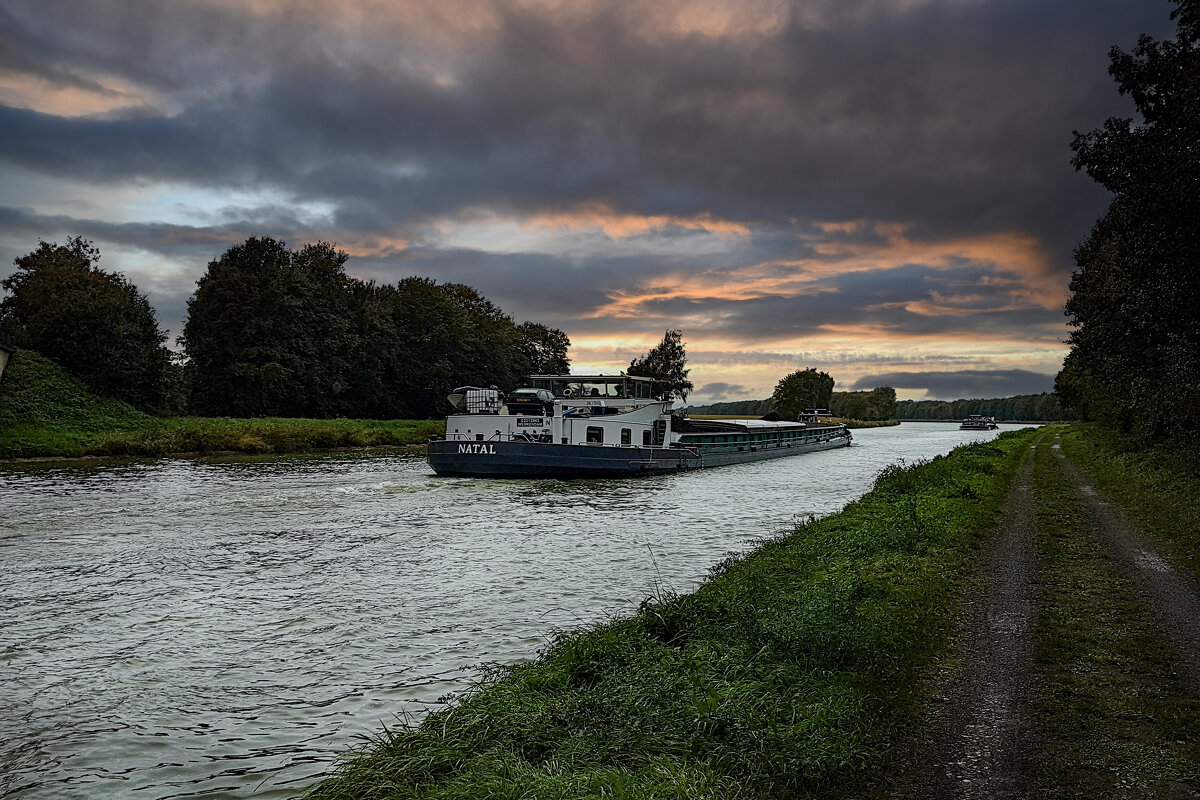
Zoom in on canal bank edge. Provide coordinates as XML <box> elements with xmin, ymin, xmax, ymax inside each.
<box><xmin>0</xmin><ymin>349</ymin><xmax>892</xmax><ymax>462</ymax></box>
<box><xmin>304</xmin><ymin>428</ymin><xmax>1038</xmax><ymax>799</ymax></box>
<box><xmin>0</xmin><ymin>349</ymin><xmax>441</xmax><ymax>460</ymax></box>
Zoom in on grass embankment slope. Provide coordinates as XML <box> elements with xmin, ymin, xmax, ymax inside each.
<box><xmin>0</xmin><ymin>349</ymin><xmax>440</xmax><ymax>460</ymax></box>
<box><xmin>306</xmin><ymin>428</ymin><xmax>1037</xmax><ymax>800</ymax></box>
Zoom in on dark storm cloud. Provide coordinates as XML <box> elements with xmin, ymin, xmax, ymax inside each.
<box><xmin>694</xmin><ymin>382</ymin><xmax>747</xmax><ymax>401</ymax></box>
<box><xmin>0</xmin><ymin>0</ymin><xmax>1178</xmax><ymax>360</ymax></box>
<box><xmin>849</xmin><ymin>369</ymin><xmax>1056</xmax><ymax>400</ymax></box>
<box><xmin>0</xmin><ymin>0</ymin><xmax>1173</xmax><ymax>246</ymax></box>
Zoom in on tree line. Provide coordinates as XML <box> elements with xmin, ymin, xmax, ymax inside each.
<box><xmin>687</xmin><ymin>369</ymin><xmax>899</xmax><ymax>422</ymax></box>
<box><xmin>689</xmin><ymin>369</ymin><xmax>1069</xmax><ymax>422</ymax></box>
<box><xmin>896</xmin><ymin>394</ymin><xmax>1068</xmax><ymax>422</ymax></box>
<box><xmin>0</xmin><ymin>235</ymin><xmax>569</xmax><ymax>418</ymax></box>
<box><xmin>1057</xmin><ymin>0</ymin><xmax>1200</xmax><ymax>442</ymax></box>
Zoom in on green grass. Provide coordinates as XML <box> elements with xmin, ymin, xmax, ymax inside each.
<box><xmin>0</xmin><ymin>349</ymin><xmax>441</xmax><ymax>459</ymax></box>
<box><xmin>1059</xmin><ymin>424</ymin><xmax>1200</xmax><ymax>584</ymax></box>
<box><xmin>0</xmin><ymin>347</ymin><xmax>152</xmax><ymax>431</ymax></box>
<box><xmin>304</xmin><ymin>429</ymin><xmax>1037</xmax><ymax>800</ymax></box>
<box><xmin>1030</xmin><ymin>427</ymin><xmax>1200</xmax><ymax>799</ymax></box>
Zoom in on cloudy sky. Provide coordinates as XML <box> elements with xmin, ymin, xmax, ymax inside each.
<box><xmin>0</xmin><ymin>0</ymin><xmax>1172</xmax><ymax>401</ymax></box>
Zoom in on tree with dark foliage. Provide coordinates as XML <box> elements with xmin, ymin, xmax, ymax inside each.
<box><xmin>771</xmin><ymin>368</ymin><xmax>834</xmax><ymax>420</ymax></box>
<box><xmin>895</xmin><ymin>393</ymin><xmax>1070</xmax><ymax>422</ymax></box>
<box><xmin>182</xmin><ymin>236</ymin><xmax>572</xmax><ymax>418</ymax></box>
<box><xmin>0</xmin><ymin>237</ymin><xmax>172</xmax><ymax>411</ymax></box>
<box><xmin>1059</xmin><ymin>0</ymin><xmax>1200</xmax><ymax>440</ymax></box>
<box><xmin>182</xmin><ymin>236</ymin><xmax>357</xmax><ymax>417</ymax></box>
<box><xmin>518</xmin><ymin>321</ymin><xmax>572</xmax><ymax>376</ymax></box>
<box><xmin>830</xmin><ymin>386</ymin><xmax>897</xmax><ymax>421</ymax></box>
<box><xmin>628</xmin><ymin>329</ymin><xmax>694</xmax><ymax>401</ymax></box>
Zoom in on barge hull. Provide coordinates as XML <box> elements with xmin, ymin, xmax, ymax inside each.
<box><xmin>427</xmin><ymin>433</ymin><xmax>851</xmax><ymax>478</ymax></box>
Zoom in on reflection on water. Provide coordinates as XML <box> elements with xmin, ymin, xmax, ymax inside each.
<box><xmin>0</xmin><ymin>423</ymin><xmax>1024</xmax><ymax>799</ymax></box>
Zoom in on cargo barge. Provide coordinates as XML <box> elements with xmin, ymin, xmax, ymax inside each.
<box><xmin>427</xmin><ymin>373</ymin><xmax>851</xmax><ymax>478</ymax></box>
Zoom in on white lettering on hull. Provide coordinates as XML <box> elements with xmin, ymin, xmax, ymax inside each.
<box><xmin>457</xmin><ymin>444</ymin><xmax>497</xmax><ymax>454</ymax></box>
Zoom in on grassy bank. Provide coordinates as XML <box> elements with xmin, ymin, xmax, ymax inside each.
<box><xmin>305</xmin><ymin>428</ymin><xmax>1036</xmax><ymax>799</ymax></box>
<box><xmin>1031</xmin><ymin>429</ymin><xmax>1200</xmax><ymax>797</ymax></box>
<box><xmin>833</xmin><ymin>417</ymin><xmax>899</xmax><ymax>429</ymax></box>
<box><xmin>0</xmin><ymin>349</ymin><xmax>440</xmax><ymax>460</ymax></box>
<box><xmin>1059</xmin><ymin>424</ymin><xmax>1200</xmax><ymax>584</ymax></box>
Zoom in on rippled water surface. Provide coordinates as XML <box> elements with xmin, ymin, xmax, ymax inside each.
<box><xmin>0</xmin><ymin>423</ymin><xmax>1023</xmax><ymax>799</ymax></box>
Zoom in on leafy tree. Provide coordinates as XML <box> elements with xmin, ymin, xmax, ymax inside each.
<box><xmin>628</xmin><ymin>329</ymin><xmax>694</xmax><ymax>401</ymax></box>
<box><xmin>0</xmin><ymin>237</ymin><xmax>171</xmax><ymax>410</ymax></box>
<box><xmin>866</xmin><ymin>386</ymin><xmax>897</xmax><ymax>420</ymax></box>
<box><xmin>182</xmin><ymin>236</ymin><xmax>356</xmax><ymax>416</ymax></box>
<box><xmin>771</xmin><ymin>368</ymin><xmax>834</xmax><ymax>420</ymax></box>
<box><xmin>182</xmin><ymin>237</ymin><xmax>572</xmax><ymax>418</ymax></box>
<box><xmin>517</xmin><ymin>322</ymin><xmax>571</xmax><ymax>376</ymax></box>
<box><xmin>1059</xmin><ymin>0</ymin><xmax>1200</xmax><ymax>439</ymax></box>
<box><xmin>829</xmin><ymin>387</ymin><xmax>896</xmax><ymax>421</ymax></box>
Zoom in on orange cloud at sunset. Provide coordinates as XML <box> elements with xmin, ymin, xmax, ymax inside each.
<box><xmin>575</xmin><ymin>221</ymin><xmax>1064</xmax><ymax>333</ymax></box>
<box><xmin>517</xmin><ymin>204</ymin><xmax>750</xmax><ymax>240</ymax></box>
<box><xmin>806</xmin><ymin>223</ymin><xmax>1062</xmax><ymax>308</ymax></box>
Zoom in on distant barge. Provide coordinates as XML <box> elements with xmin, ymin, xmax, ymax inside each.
<box><xmin>960</xmin><ymin>414</ymin><xmax>999</xmax><ymax>430</ymax></box>
<box><xmin>427</xmin><ymin>374</ymin><xmax>851</xmax><ymax>478</ymax></box>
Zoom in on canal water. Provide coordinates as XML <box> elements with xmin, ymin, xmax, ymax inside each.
<box><xmin>0</xmin><ymin>423</ymin><xmax>1023</xmax><ymax>799</ymax></box>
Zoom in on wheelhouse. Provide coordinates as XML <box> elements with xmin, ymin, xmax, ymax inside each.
<box><xmin>528</xmin><ymin>374</ymin><xmax>656</xmax><ymax>400</ymax></box>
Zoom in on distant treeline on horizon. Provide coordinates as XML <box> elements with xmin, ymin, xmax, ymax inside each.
<box><xmin>689</xmin><ymin>391</ymin><xmax>1070</xmax><ymax>422</ymax></box>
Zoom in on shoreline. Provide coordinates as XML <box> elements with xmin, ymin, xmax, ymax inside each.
<box><xmin>300</xmin><ymin>424</ymin><xmax>1200</xmax><ymax>798</ymax></box>
<box><xmin>0</xmin><ymin>440</ymin><xmax>431</xmax><ymax>466</ymax></box>
<box><xmin>304</xmin><ymin>428</ymin><xmax>1037</xmax><ymax>798</ymax></box>
<box><xmin>2</xmin><ymin>417</ymin><xmax>906</xmax><ymax>465</ymax></box>
<box><xmin>898</xmin><ymin>418</ymin><xmax>1059</xmax><ymax>424</ymax></box>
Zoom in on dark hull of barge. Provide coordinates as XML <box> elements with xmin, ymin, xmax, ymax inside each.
<box><xmin>427</xmin><ymin>429</ymin><xmax>852</xmax><ymax>478</ymax></box>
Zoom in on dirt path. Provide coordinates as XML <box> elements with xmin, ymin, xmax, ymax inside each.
<box><xmin>1053</xmin><ymin>435</ymin><xmax>1200</xmax><ymax>693</ymax></box>
<box><xmin>874</xmin><ymin>434</ymin><xmax>1200</xmax><ymax>799</ymax></box>
<box><xmin>877</xmin><ymin>444</ymin><xmax>1040</xmax><ymax>800</ymax></box>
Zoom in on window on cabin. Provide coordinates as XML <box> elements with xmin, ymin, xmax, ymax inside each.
<box><xmin>621</xmin><ymin>428</ymin><xmax>631</xmax><ymax>445</ymax></box>
<box><xmin>643</xmin><ymin>429</ymin><xmax>652</xmax><ymax>446</ymax></box>
<box><xmin>586</xmin><ymin>426</ymin><xmax>603</xmax><ymax>443</ymax></box>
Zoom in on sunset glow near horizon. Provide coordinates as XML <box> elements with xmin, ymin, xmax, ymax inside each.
<box><xmin>0</xmin><ymin>0</ymin><xmax>1171</xmax><ymax>402</ymax></box>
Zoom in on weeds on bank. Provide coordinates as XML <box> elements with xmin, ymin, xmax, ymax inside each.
<box><xmin>306</xmin><ymin>431</ymin><xmax>1036</xmax><ymax>800</ymax></box>
<box><xmin>1031</xmin><ymin>434</ymin><xmax>1200</xmax><ymax>799</ymax></box>
<box><xmin>1059</xmin><ymin>424</ymin><xmax>1200</xmax><ymax>584</ymax></box>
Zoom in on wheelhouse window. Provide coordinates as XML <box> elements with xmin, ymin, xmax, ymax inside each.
<box><xmin>530</xmin><ymin>375</ymin><xmax>656</xmax><ymax>400</ymax></box>
<box><xmin>586</xmin><ymin>426</ymin><xmax>604</xmax><ymax>443</ymax></box>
